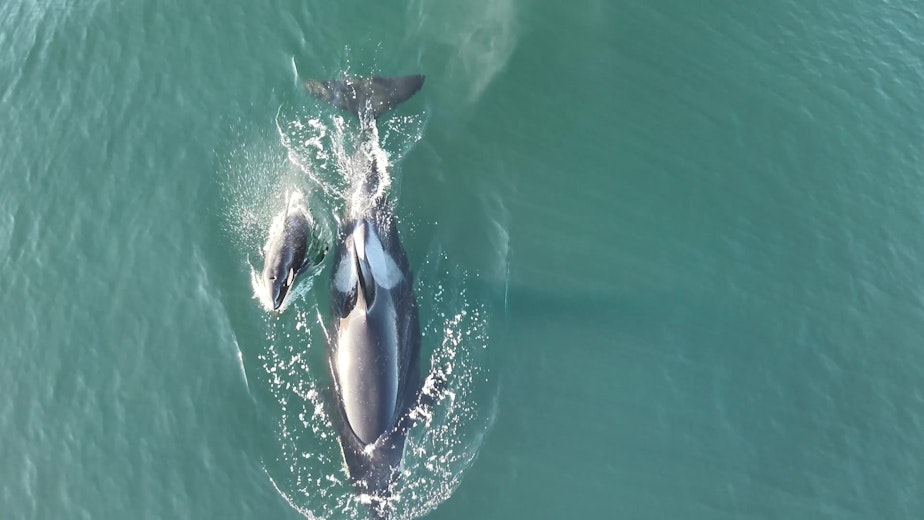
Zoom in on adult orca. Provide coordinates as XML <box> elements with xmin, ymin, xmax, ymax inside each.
<box><xmin>306</xmin><ymin>74</ymin><xmax>427</xmax><ymax>514</ymax></box>
<box><xmin>260</xmin><ymin>190</ymin><xmax>327</xmax><ymax>311</ymax></box>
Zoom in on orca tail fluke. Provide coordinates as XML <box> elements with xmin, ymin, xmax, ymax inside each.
<box><xmin>305</xmin><ymin>75</ymin><xmax>424</xmax><ymax>121</ymax></box>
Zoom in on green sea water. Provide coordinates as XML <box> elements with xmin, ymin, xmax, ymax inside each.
<box><xmin>3</xmin><ymin>1</ymin><xmax>924</xmax><ymax>518</ymax></box>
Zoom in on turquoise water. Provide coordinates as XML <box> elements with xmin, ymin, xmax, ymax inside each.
<box><xmin>3</xmin><ymin>0</ymin><xmax>924</xmax><ymax>518</ymax></box>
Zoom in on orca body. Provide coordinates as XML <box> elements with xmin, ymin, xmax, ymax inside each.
<box><xmin>260</xmin><ymin>191</ymin><xmax>327</xmax><ymax>311</ymax></box>
<box><xmin>328</xmin><ymin>216</ymin><xmax>421</xmax><ymax>501</ymax></box>
<box><xmin>306</xmin><ymin>75</ymin><xmax>425</xmax><ymax>512</ymax></box>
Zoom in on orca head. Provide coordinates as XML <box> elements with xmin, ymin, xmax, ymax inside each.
<box><xmin>263</xmin><ymin>253</ymin><xmax>298</xmax><ymax>311</ymax></box>
<box><xmin>261</xmin><ymin>207</ymin><xmax>315</xmax><ymax>311</ymax></box>
<box><xmin>262</xmin><ymin>224</ymin><xmax>306</xmax><ymax>311</ymax></box>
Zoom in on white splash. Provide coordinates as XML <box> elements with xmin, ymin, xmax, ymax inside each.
<box><xmin>222</xmin><ymin>77</ymin><xmax>493</xmax><ymax>519</ymax></box>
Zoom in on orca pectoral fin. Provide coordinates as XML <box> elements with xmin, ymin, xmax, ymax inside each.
<box><xmin>305</xmin><ymin>75</ymin><xmax>425</xmax><ymax>121</ymax></box>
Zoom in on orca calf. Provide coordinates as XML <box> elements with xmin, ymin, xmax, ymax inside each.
<box><xmin>260</xmin><ymin>190</ymin><xmax>327</xmax><ymax>311</ymax></box>
<box><xmin>306</xmin><ymin>75</ymin><xmax>427</xmax><ymax>513</ymax></box>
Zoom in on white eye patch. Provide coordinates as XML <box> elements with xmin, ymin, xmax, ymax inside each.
<box><xmin>362</xmin><ymin>227</ymin><xmax>402</xmax><ymax>289</ymax></box>
<box><xmin>334</xmin><ymin>254</ymin><xmax>356</xmax><ymax>293</ymax></box>
<box><xmin>333</xmin><ymin>224</ymin><xmax>403</xmax><ymax>293</ymax></box>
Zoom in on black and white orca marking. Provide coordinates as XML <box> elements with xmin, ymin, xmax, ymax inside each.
<box><xmin>260</xmin><ymin>190</ymin><xmax>327</xmax><ymax>311</ymax></box>
<box><xmin>306</xmin><ymin>75</ymin><xmax>428</xmax><ymax>512</ymax></box>
<box><xmin>328</xmin><ymin>217</ymin><xmax>421</xmax><ymax>496</ymax></box>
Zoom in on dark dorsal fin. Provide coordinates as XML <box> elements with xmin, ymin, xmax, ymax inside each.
<box><xmin>305</xmin><ymin>75</ymin><xmax>424</xmax><ymax>121</ymax></box>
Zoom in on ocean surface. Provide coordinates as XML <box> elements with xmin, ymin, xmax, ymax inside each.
<box><xmin>3</xmin><ymin>1</ymin><xmax>924</xmax><ymax>518</ymax></box>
